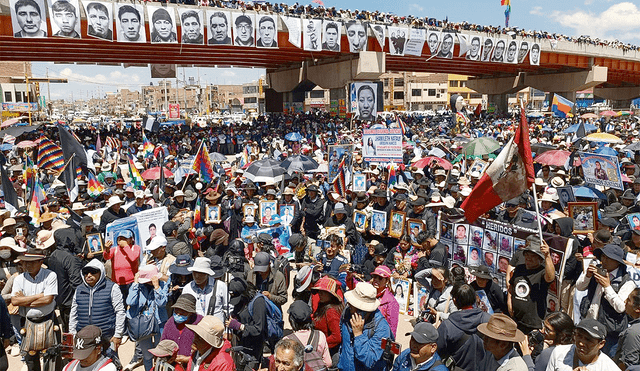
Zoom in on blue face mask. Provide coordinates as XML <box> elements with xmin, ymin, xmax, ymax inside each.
<box><xmin>173</xmin><ymin>313</ymin><xmax>189</xmax><ymax>324</ymax></box>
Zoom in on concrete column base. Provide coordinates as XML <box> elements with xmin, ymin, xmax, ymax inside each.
<box><xmin>488</xmin><ymin>94</ymin><xmax>509</xmax><ymax>114</ymax></box>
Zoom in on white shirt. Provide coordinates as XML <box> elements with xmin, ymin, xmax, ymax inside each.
<box><xmin>182</xmin><ymin>277</ymin><xmax>230</xmax><ymax>323</ymax></box>
<box><xmin>575</xmin><ymin>268</ymin><xmax>636</xmax><ymax>319</ymax></box>
<box><xmin>546</xmin><ymin>344</ymin><xmax>621</xmax><ymax>371</ymax></box>
<box><xmin>12</xmin><ymin>267</ymin><xmax>58</xmax><ymax>319</ymax></box>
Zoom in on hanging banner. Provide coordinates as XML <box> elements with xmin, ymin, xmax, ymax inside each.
<box><xmin>362</xmin><ymin>128</ymin><xmax>403</xmax><ymax>163</ymax></box>
<box><xmin>579</xmin><ymin>152</ymin><xmax>623</xmax><ymax>190</ymax></box>
<box><xmin>405</xmin><ymin>28</ymin><xmax>425</xmax><ymax>57</ymax></box>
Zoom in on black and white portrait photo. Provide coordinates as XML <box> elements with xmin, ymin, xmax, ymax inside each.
<box><xmin>322</xmin><ymin>20</ymin><xmax>341</xmax><ymax>51</ymax></box>
<box><xmin>303</xmin><ymin>18</ymin><xmax>321</xmax><ymax>51</ymax></box>
<box><xmin>371</xmin><ymin>24</ymin><xmax>385</xmax><ymax>48</ymax></box>
<box><xmin>351</xmin><ymin>82</ymin><xmax>377</xmax><ymax>121</ymax></box>
<box><xmin>148</xmin><ymin>6</ymin><xmax>177</xmax><ymax>43</ymax></box>
<box><xmin>207</xmin><ymin>10</ymin><xmax>231</xmax><ymax>45</ymax></box>
<box><xmin>481</xmin><ymin>37</ymin><xmax>494</xmax><ymax>62</ymax></box>
<box><xmin>530</xmin><ymin>42</ymin><xmax>541</xmax><ymax>65</ymax></box>
<box><xmin>388</xmin><ymin>26</ymin><xmax>408</xmax><ymax>56</ymax></box>
<box><xmin>517</xmin><ymin>41</ymin><xmax>529</xmax><ymax>63</ymax></box>
<box><xmin>150</xmin><ymin>64</ymin><xmax>176</xmax><ymax>79</ymax></box>
<box><xmin>232</xmin><ymin>12</ymin><xmax>254</xmax><ymax>47</ymax></box>
<box><xmin>427</xmin><ymin>30</ymin><xmax>440</xmax><ymax>55</ymax></box>
<box><xmin>256</xmin><ymin>14</ymin><xmax>277</xmax><ymax>48</ymax></box>
<box><xmin>505</xmin><ymin>40</ymin><xmax>519</xmax><ymax>64</ymax></box>
<box><xmin>437</xmin><ymin>32</ymin><xmax>454</xmax><ymax>59</ymax></box>
<box><xmin>83</xmin><ymin>1</ymin><xmax>112</xmax><ymax>40</ymax></box>
<box><xmin>10</xmin><ymin>0</ymin><xmax>48</xmax><ymax>38</ymax></box>
<box><xmin>491</xmin><ymin>39</ymin><xmax>506</xmax><ymax>63</ymax></box>
<box><xmin>48</xmin><ymin>0</ymin><xmax>80</xmax><ymax>38</ymax></box>
<box><xmin>466</xmin><ymin>35</ymin><xmax>481</xmax><ymax>61</ymax></box>
<box><xmin>345</xmin><ymin>20</ymin><xmax>367</xmax><ymax>53</ymax></box>
<box><xmin>178</xmin><ymin>8</ymin><xmax>203</xmax><ymax>44</ymax></box>
<box><xmin>116</xmin><ymin>3</ymin><xmax>145</xmax><ymax>42</ymax></box>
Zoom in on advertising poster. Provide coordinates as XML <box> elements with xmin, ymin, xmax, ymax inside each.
<box><xmin>362</xmin><ymin>128</ymin><xmax>403</xmax><ymax>163</ymax></box>
<box><xmin>168</xmin><ymin>103</ymin><xmax>180</xmax><ymax>119</ymax></box>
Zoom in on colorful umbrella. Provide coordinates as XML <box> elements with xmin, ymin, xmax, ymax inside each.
<box><xmin>563</xmin><ymin>123</ymin><xmax>597</xmax><ymax>134</ymax></box>
<box><xmin>141</xmin><ymin>167</ymin><xmax>173</xmax><ymax>180</ymax></box>
<box><xmin>0</xmin><ymin>117</ymin><xmax>25</xmax><ymax>128</ymax></box>
<box><xmin>413</xmin><ymin>156</ymin><xmax>453</xmax><ymax>170</ymax></box>
<box><xmin>573</xmin><ymin>186</ymin><xmax>607</xmax><ymax>200</ymax></box>
<box><xmin>594</xmin><ymin>146</ymin><xmax>617</xmax><ymax>156</ymax></box>
<box><xmin>600</xmin><ymin>110</ymin><xmax>617</xmax><ymax>117</ymax></box>
<box><xmin>16</xmin><ymin>140</ymin><xmax>36</xmax><ymax>148</ymax></box>
<box><xmin>285</xmin><ymin>132</ymin><xmax>303</xmax><ymax>141</ymax></box>
<box><xmin>584</xmin><ymin>133</ymin><xmax>623</xmax><ymax>144</ymax></box>
<box><xmin>463</xmin><ymin>137</ymin><xmax>500</xmax><ymax>157</ymax></box>
<box><xmin>616</xmin><ymin>111</ymin><xmax>632</xmax><ymax>116</ymax></box>
<box><xmin>581</xmin><ymin>113</ymin><xmax>598</xmax><ymax>119</ymax></box>
<box><xmin>534</xmin><ymin>150</ymin><xmax>582</xmax><ymax>167</ymax></box>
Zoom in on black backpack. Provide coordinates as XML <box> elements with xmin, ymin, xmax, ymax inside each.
<box><xmin>273</xmin><ymin>254</ymin><xmax>292</xmax><ymax>289</ymax></box>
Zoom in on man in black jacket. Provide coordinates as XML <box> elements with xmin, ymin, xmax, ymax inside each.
<box><xmin>292</xmin><ymin>185</ymin><xmax>325</xmax><ymax>240</ymax></box>
<box><xmin>99</xmin><ymin>196</ymin><xmax>126</xmax><ymax>233</ymax></box>
<box><xmin>470</xmin><ymin>265</ymin><xmax>507</xmax><ymax>313</ymax></box>
<box><xmin>324</xmin><ymin>203</ymin><xmax>357</xmax><ymax>247</ymax></box>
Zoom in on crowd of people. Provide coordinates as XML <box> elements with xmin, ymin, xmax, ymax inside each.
<box><xmin>1</xmin><ymin>109</ymin><xmax>640</xmax><ymax>371</ymax></box>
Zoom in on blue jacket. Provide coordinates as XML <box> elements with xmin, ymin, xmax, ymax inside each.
<box><xmin>338</xmin><ymin>309</ymin><xmax>391</xmax><ymax>371</ymax></box>
<box><xmin>392</xmin><ymin>350</ymin><xmax>449</xmax><ymax>371</ymax></box>
<box><xmin>126</xmin><ymin>281</ymin><xmax>169</xmax><ymax>329</ymax></box>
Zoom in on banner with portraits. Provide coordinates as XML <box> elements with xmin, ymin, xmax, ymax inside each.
<box><xmin>437</xmin><ymin>31</ymin><xmax>455</xmax><ymax>59</ymax></box>
<box><xmin>362</xmin><ymin>128</ymin><xmax>403</xmax><ymax>163</ymax></box>
<box><xmin>405</xmin><ymin>28</ymin><xmax>425</xmax><ymax>57</ymax></box>
<box><xmin>232</xmin><ymin>12</ymin><xmax>255</xmax><ymax>47</ymax></box>
<box><xmin>579</xmin><ymin>152</ymin><xmax>623</xmax><ymax>190</ymax></box>
<box><xmin>48</xmin><ymin>0</ymin><xmax>81</xmax><ymax>38</ymax></box>
<box><xmin>281</xmin><ymin>15</ymin><xmax>301</xmax><ymax>48</ymax></box>
<box><xmin>426</xmin><ymin>30</ymin><xmax>440</xmax><ymax>55</ymax></box>
<box><xmin>178</xmin><ymin>8</ymin><xmax>204</xmax><ymax>44</ymax></box>
<box><xmin>328</xmin><ymin>144</ymin><xmax>353</xmax><ymax>182</ymax></box>
<box><xmin>370</xmin><ymin>23</ymin><xmax>385</xmax><ymax>48</ymax></box>
<box><xmin>82</xmin><ymin>0</ymin><xmax>113</xmax><ymax>40</ymax></box>
<box><xmin>322</xmin><ymin>19</ymin><xmax>341</xmax><ymax>51</ymax></box>
<box><xmin>344</xmin><ymin>20</ymin><xmax>367</xmax><ymax>53</ymax></box>
<box><xmin>207</xmin><ymin>9</ymin><xmax>231</xmax><ymax>45</ymax></box>
<box><xmin>388</xmin><ymin>26</ymin><xmax>408</xmax><ymax>56</ymax></box>
<box><xmin>350</xmin><ymin>82</ymin><xmax>379</xmax><ymax>121</ymax></box>
<box><xmin>256</xmin><ymin>14</ymin><xmax>278</xmax><ymax>48</ymax></box>
<box><xmin>439</xmin><ymin>213</ymin><xmax>571</xmax><ymax>309</ymax></box>
<box><xmin>466</xmin><ymin>35</ymin><xmax>481</xmax><ymax>60</ymax></box>
<box><xmin>303</xmin><ymin>18</ymin><xmax>321</xmax><ymax>51</ymax></box>
<box><xmin>10</xmin><ymin>0</ymin><xmax>48</xmax><ymax>38</ymax></box>
<box><xmin>115</xmin><ymin>3</ymin><xmax>145</xmax><ymax>42</ymax></box>
<box><xmin>148</xmin><ymin>5</ymin><xmax>177</xmax><ymax>43</ymax></box>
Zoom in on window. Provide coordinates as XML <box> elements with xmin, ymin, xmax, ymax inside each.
<box><xmin>244</xmin><ymin>97</ymin><xmax>257</xmax><ymax>103</ymax></box>
<box><xmin>384</xmin><ymin>79</ymin><xmax>389</xmax><ymax>87</ymax></box>
<box><xmin>461</xmin><ymin>81</ymin><xmax>467</xmax><ymax>87</ymax></box>
<box><xmin>470</xmin><ymin>94</ymin><xmax>483</xmax><ymax>99</ymax></box>
<box><xmin>394</xmin><ymin>79</ymin><xmax>404</xmax><ymax>87</ymax></box>
<box><xmin>394</xmin><ymin>92</ymin><xmax>404</xmax><ymax>100</ymax></box>
<box><xmin>384</xmin><ymin>92</ymin><xmax>390</xmax><ymax>100</ymax></box>
<box><xmin>449</xmin><ymin>81</ymin><xmax>459</xmax><ymax>87</ymax></box>
<box><xmin>412</xmin><ymin>89</ymin><xmax>421</xmax><ymax>97</ymax></box>
<box><xmin>243</xmin><ymin>86</ymin><xmax>258</xmax><ymax>94</ymax></box>
<box><xmin>309</xmin><ymin>90</ymin><xmax>324</xmax><ymax>99</ymax></box>
<box><xmin>427</xmin><ymin>89</ymin><xmax>436</xmax><ymax>96</ymax></box>
<box><xmin>15</xmin><ymin>92</ymin><xmax>22</xmax><ymax>102</ymax></box>
<box><xmin>4</xmin><ymin>92</ymin><xmax>12</xmax><ymax>102</ymax></box>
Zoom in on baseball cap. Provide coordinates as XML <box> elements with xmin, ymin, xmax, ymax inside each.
<box><xmin>406</xmin><ymin>322</ymin><xmax>438</xmax><ymax>344</ymax></box>
<box><xmin>73</xmin><ymin>325</ymin><xmax>102</xmax><ymax>360</ymax></box>
<box><xmin>576</xmin><ymin>318</ymin><xmax>607</xmax><ymax>340</ymax></box>
<box><xmin>253</xmin><ymin>252</ymin><xmax>271</xmax><ymax>273</ymax></box>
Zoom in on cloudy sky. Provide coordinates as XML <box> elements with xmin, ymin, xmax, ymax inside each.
<box><xmin>34</xmin><ymin>0</ymin><xmax>640</xmax><ymax>100</ymax></box>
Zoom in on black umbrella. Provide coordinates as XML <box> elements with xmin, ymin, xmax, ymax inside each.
<box><xmin>530</xmin><ymin>142</ymin><xmax>557</xmax><ymax>155</ymax></box>
<box><xmin>0</xmin><ymin>124</ymin><xmax>41</xmax><ymax>138</ymax></box>
<box><xmin>280</xmin><ymin>155</ymin><xmax>319</xmax><ymax>174</ymax></box>
<box><xmin>244</xmin><ymin>158</ymin><xmax>286</xmax><ymax>183</ymax></box>
<box><xmin>209</xmin><ymin>152</ymin><xmax>227</xmax><ymax>162</ymax></box>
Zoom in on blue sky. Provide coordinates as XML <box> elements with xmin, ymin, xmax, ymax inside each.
<box><xmin>35</xmin><ymin>0</ymin><xmax>640</xmax><ymax>100</ymax></box>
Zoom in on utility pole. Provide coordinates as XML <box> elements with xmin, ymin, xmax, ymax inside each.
<box><xmin>46</xmin><ymin>67</ymin><xmax>51</xmax><ymax>116</ymax></box>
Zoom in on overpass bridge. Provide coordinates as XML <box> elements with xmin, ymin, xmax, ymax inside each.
<box><xmin>1</xmin><ymin>0</ymin><xmax>639</xmax><ymax>111</ymax></box>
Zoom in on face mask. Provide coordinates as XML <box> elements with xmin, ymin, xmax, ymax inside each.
<box><xmin>0</xmin><ymin>250</ymin><xmax>11</xmax><ymax>260</ymax></box>
<box><xmin>173</xmin><ymin>313</ymin><xmax>189</xmax><ymax>324</ymax></box>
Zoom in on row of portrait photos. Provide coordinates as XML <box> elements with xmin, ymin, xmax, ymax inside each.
<box><xmin>9</xmin><ymin>0</ymin><xmax>541</xmax><ymax>65</ymax></box>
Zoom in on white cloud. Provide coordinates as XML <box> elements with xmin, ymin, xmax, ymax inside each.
<box><xmin>51</xmin><ymin>67</ymin><xmax>141</xmax><ymax>87</ymax></box>
<box><xmin>220</xmin><ymin>70</ymin><xmax>236</xmax><ymax>77</ymax></box>
<box><xmin>409</xmin><ymin>3</ymin><xmax>424</xmax><ymax>12</ymax></box>
<box><xmin>530</xmin><ymin>6</ymin><xmax>543</xmax><ymax>16</ymax></box>
<box><xmin>543</xmin><ymin>2</ymin><xmax>640</xmax><ymax>42</ymax></box>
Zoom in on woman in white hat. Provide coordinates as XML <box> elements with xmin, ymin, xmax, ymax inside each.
<box><xmin>338</xmin><ymin>282</ymin><xmax>392</xmax><ymax>371</ymax></box>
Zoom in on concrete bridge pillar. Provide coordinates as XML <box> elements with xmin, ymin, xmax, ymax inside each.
<box><xmin>488</xmin><ymin>94</ymin><xmax>509</xmax><ymax>114</ymax></box>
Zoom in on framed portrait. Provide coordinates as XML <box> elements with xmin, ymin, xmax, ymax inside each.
<box><xmin>352</xmin><ymin>173</ymin><xmax>366</xmax><ymax>192</ymax></box>
<box><xmin>556</xmin><ymin>186</ymin><xmax>575</xmax><ymax>211</ymax></box>
<box><xmin>467</xmin><ymin>246</ymin><xmax>482</xmax><ymax>267</ymax></box>
<box><xmin>178</xmin><ymin>8</ymin><xmax>204</xmax><ymax>45</ymax></box>
<box><xmin>87</xmin><ymin>233</ymin><xmax>104</xmax><ymax>254</ymax></box>
<box><xmin>452</xmin><ymin>244</ymin><xmax>466</xmax><ymax>264</ymax></box>
<box><xmin>407</xmin><ymin>219</ymin><xmax>425</xmax><ymax>245</ymax></box>
<box><xmin>498</xmin><ymin>255</ymin><xmax>510</xmax><ymax>274</ymax></box>
<box><xmin>483</xmin><ymin>230</ymin><xmax>498</xmax><ymax>252</ymax></box>
<box><xmin>389</xmin><ymin>211</ymin><xmax>406</xmax><ymax>239</ymax></box>
<box><xmin>243</xmin><ymin>203</ymin><xmax>257</xmax><ymax>218</ymax></box>
<box><xmin>206</xmin><ymin>205</ymin><xmax>221</xmax><ymax>223</ymax></box>
<box><xmin>232</xmin><ymin>12</ymin><xmax>255</xmax><ymax>47</ymax></box>
<box><xmin>469</xmin><ymin>159</ymin><xmax>488</xmax><ymax>175</ymax></box>
<box><xmin>567</xmin><ymin>202</ymin><xmax>597</xmax><ymax>234</ymax></box>
<box><xmin>469</xmin><ymin>226</ymin><xmax>483</xmax><ymax>248</ymax></box>
<box><xmin>48</xmin><ymin>0</ymin><xmax>81</xmax><ymax>38</ymax></box>
<box><xmin>391</xmin><ymin>277</ymin><xmax>411</xmax><ymax>314</ymax></box>
<box><xmin>115</xmin><ymin>3</ymin><xmax>146</xmax><ymax>42</ymax></box>
<box><xmin>83</xmin><ymin>0</ymin><xmax>113</xmax><ymax>41</ymax></box>
<box><xmin>353</xmin><ymin>210</ymin><xmax>367</xmax><ymax>233</ymax></box>
<box><xmin>10</xmin><ymin>0</ymin><xmax>48</xmax><ymax>38</ymax></box>
<box><xmin>627</xmin><ymin>213</ymin><xmax>640</xmax><ymax>231</ymax></box>
<box><xmin>454</xmin><ymin>223</ymin><xmax>469</xmax><ymax>245</ymax></box>
<box><xmin>414</xmin><ymin>282</ymin><xmax>428</xmax><ymax>316</ymax></box>
<box><xmin>206</xmin><ymin>9</ymin><xmax>232</xmax><ymax>45</ymax></box>
<box><xmin>440</xmin><ymin>221</ymin><xmax>452</xmax><ymax>241</ymax></box>
<box><xmin>322</xmin><ymin>19</ymin><xmax>342</xmax><ymax>52</ymax></box>
<box><xmin>279</xmin><ymin>205</ymin><xmax>295</xmax><ymax>226</ymax></box>
<box><xmin>259</xmin><ymin>200</ymin><xmax>278</xmax><ymax>226</ymax></box>
<box><xmin>148</xmin><ymin>5</ymin><xmax>178</xmax><ymax>43</ymax></box>
<box><xmin>482</xmin><ymin>249</ymin><xmax>497</xmax><ymax>273</ymax></box>
<box><xmin>370</xmin><ymin>210</ymin><xmax>387</xmax><ymax>235</ymax></box>
<box><xmin>328</xmin><ymin>144</ymin><xmax>353</xmax><ymax>183</ymax></box>
<box><xmin>549</xmin><ymin>248</ymin><xmax>564</xmax><ymax>276</ymax></box>
<box><xmin>498</xmin><ymin>233</ymin><xmax>513</xmax><ymax>257</ymax></box>
<box><xmin>476</xmin><ymin>290</ymin><xmax>494</xmax><ymax>314</ymax></box>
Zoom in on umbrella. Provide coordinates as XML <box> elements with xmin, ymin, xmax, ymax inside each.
<box><xmin>534</xmin><ymin>150</ymin><xmax>581</xmax><ymax>167</ymax></box>
<box><xmin>600</xmin><ymin>110</ymin><xmax>617</xmax><ymax>117</ymax></box>
<box><xmin>141</xmin><ymin>167</ymin><xmax>174</xmax><ymax>180</ymax></box>
<box><xmin>572</xmin><ymin>186</ymin><xmax>607</xmax><ymax>200</ymax></box>
<box><xmin>584</xmin><ymin>133</ymin><xmax>623</xmax><ymax>144</ymax></box>
<box><xmin>413</xmin><ymin>156</ymin><xmax>453</xmax><ymax>170</ymax></box>
<box><xmin>280</xmin><ymin>155</ymin><xmax>319</xmax><ymax>172</ymax></box>
<box><xmin>530</xmin><ymin>142</ymin><xmax>557</xmax><ymax>155</ymax></box>
<box><xmin>16</xmin><ymin>140</ymin><xmax>36</xmax><ymax>148</ymax></box>
<box><xmin>244</xmin><ymin>158</ymin><xmax>286</xmax><ymax>182</ymax></box>
<box><xmin>285</xmin><ymin>132</ymin><xmax>303</xmax><ymax>141</ymax></box>
<box><xmin>428</xmin><ymin>147</ymin><xmax>447</xmax><ymax>158</ymax></box>
<box><xmin>209</xmin><ymin>152</ymin><xmax>227</xmax><ymax>162</ymax></box>
<box><xmin>0</xmin><ymin>124</ymin><xmax>41</xmax><ymax>138</ymax></box>
<box><xmin>581</xmin><ymin>113</ymin><xmax>598</xmax><ymax>119</ymax></box>
<box><xmin>463</xmin><ymin>137</ymin><xmax>500</xmax><ymax>157</ymax></box>
<box><xmin>0</xmin><ymin>144</ymin><xmax>12</xmax><ymax>151</ymax></box>
<box><xmin>624</xmin><ymin>142</ymin><xmax>640</xmax><ymax>152</ymax></box>
<box><xmin>0</xmin><ymin>117</ymin><xmax>26</xmax><ymax>128</ymax></box>
<box><xmin>594</xmin><ymin>146</ymin><xmax>617</xmax><ymax>156</ymax></box>
<box><xmin>616</xmin><ymin>111</ymin><xmax>632</xmax><ymax>116</ymax></box>
<box><xmin>453</xmin><ymin>135</ymin><xmax>471</xmax><ymax>143</ymax></box>
<box><xmin>308</xmin><ymin>163</ymin><xmax>328</xmax><ymax>173</ymax></box>
<box><xmin>562</xmin><ymin>123</ymin><xmax>597</xmax><ymax>134</ymax></box>
<box><xmin>527</xmin><ymin>112</ymin><xmax>544</xmax><ymax>118</ymax></box>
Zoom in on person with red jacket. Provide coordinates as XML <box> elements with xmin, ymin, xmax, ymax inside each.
<box><xmin>103</xmin><ymin>229</ymin><xmax>141</xmax><ymax>300</ymax></box>
<box><xmin>310</xmin><ymin>276</ymin><xmax>343</xmax><ymax>367</ymax></box>
<box><xmin>186</xmin><ymin>316</ymin><xmax>233</xmax><ymax>371</ymax></box>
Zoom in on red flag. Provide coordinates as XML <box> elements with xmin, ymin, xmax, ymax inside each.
<box><xmin>475</xmin><ymin>103</ymin><xmax>482</xmax><ymax>116</ymax></box>
<box><xmin>460</xmin><ymin>106</ymin><xmax>535</xmax><ymax>222</ymax></box>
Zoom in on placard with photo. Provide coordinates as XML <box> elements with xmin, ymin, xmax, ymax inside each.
<box><xmin>87</xmin><ymin>233</ymin><xmax>104</xmax><ymax>254</ymax></box>
<box><xmin>454</xmin><ymin>223</ymin><xmax>469</xmax><ymax>245</ymax></box>
<box><xmin>370</xmin><ymin>210</ymin><xmax>387</xmax><ymax>235</ymax></box>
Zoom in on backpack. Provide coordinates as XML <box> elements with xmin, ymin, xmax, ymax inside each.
<box><xmin>273</xmin><ymin>255</ymin><xmax>292</xmax><ymax>289</ymax></box>
<box><xmin>287</xmin><ymin>330</ymin><xmax>327</xmax><ymax>371</ymax></box>
<box><xmin>248</xmin><ymin>293</ymin><xmax>284</xmax><ymax>341</ymax></box>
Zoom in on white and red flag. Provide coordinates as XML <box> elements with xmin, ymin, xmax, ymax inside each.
<box><xmin>461</xmin><ymin>106</ymin><xmax>535</xmax><ymax>222</ymax></box>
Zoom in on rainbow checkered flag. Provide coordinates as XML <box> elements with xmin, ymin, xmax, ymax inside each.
<box><xmin>128</xmin><ymin>157</ymin><xmax>144</xmax><ymax>189</ymax></box>
<box><xmin>37</xmin><ymin>136</ymin><xmax>64</xmax><ymax>172</ymax></box>
<box><xmin>87</xmin><ymin>171</ymin><xmax>104</xmax><ymax>198</ymax></box>
<box><xmin>142</xmin><ymin>133</ymin><xmax>155</xmax><ymax>159</ymax></box>
<box><xmin>191</xmin><ymin>143</ymin><xmax>215</xmax><ymax>183</ymax></box>
<box><xmin>28</xmin><ymin>175</ymin><xmax>46</xmax><ymax>225</ymax></box>
<box><xmin>192</xmin><ymin>196</ymin><xmax>203</xmax><ymax>230</ymax></box>
<box><xmin>331</xmin><ymin>156</ymin><xmax>347</xmax><ymax>197</ymax></box>
<box><xmin>24</xmin><ymin>156</ymin><xmax>35</xmax><ymax>199</ymax></box>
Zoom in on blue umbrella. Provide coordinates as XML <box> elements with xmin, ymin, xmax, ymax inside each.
<box><xmin>0</xmin><ymin>144</ymin><xmax>12</xmax><ymax>151</ymax></box>
<box><xmin>563</xmin><ymin>123</ymin><xmax>597</xmax><ymax>134</ymax></box>
<box><xmin>594</xmin><ymin>146</ymin><xmax>617</xmax><ymax>156</ymax></box>
<box><xmin>527</xmin><ymin>112</ymin><xmax>544</xmax><ymax>118</ymax></box>
<box><xmin>285</xmin><ymin>132</ymin><xmax>303</xmax><ymax>141</ymax></box>
<box><xmin>572</xmin><ymin>186</ymin><xmax>607</xmax><ymax>200</ymax></box>
<box><xmin>540</xmin><ymin>126</ymin><xmax>554</xmax><ymax>132</ymax></box>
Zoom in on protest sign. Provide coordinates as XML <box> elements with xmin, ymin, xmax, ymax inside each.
<box><xmin>579</xmin><ymin>152</ymin><xmax>623</xmax><ymax>190</ymax></box>
<box><xmin>105</xmin><ymin>207</ymin><xmax>169</xmax><ymax>249</ymax></box>
<box><xmin>328</xmin><ymin>144</ymin><xmax>353</xmax><ymax>182</ymax></box>
<box><xmin>106</xmin><ymin>216</ymin><xmax>140</xmax><ymax>247</ymax></box>
<box><xmin>362</xmin><ymin>128</ymin><xmax>403</xmax><ymax>163</ymax></box>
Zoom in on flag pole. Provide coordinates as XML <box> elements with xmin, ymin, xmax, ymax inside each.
<box><xmin>182</xmin><ymin>139</ymin><xmax>205</xmax><ymax>192</ymax></box>
<box><xmin>531</xmin><ymin>182</ymin><xmax>545</xmax><ymax>245</ymax></box>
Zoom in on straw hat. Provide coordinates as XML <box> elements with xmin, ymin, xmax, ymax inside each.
<box><xmin>0</xmin><ymin>237</ymin><xmax>25</xmax><ymax>252</ymax></box>
<box><xmin>137</xmin><ymin>264</ymin><xmax>162</xmax><ymax>284</ymax></box>
<box><xmin>35</xmin><ymin>230</ymin><xmax>56</xmax><ymax>250</ymax></box>
<box><xmin>344</xmin><ymin>282</ymin><xmax>380</xmax><ymax>312</ymax></box>
<box><xmin>477</xmin><ymin>313</ymin><xmax>525</xmax><ymax>342</ymax></box>
<box><xmin>186</xmin><ymin>316</ymin><xmax>225</xmax><ymax>348</ymax></box>
<box><xmin>106</xmin><ymin>196</ymin><xmax>123</xmax><ymax>208</ymax></box>
<box><xmin>311</xmin><ymin>276</ymin><xmax>343</xmax><ymax>301</ymax></box>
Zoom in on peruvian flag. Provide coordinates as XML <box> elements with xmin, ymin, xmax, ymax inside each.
<box><xmin>461</xmin><ymin>105</ymin><xmax>535</xmax><ymax>222</ymax></box>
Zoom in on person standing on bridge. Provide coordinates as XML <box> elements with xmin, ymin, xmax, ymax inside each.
<box><xmin>208</xmin><ymin>11</ymin><xmax>231</xmax><ymax>45</ymax></box>
<box><xmin>12</xmin><ymin>0</ymin><xmax>47</xmax><ymax>38</ymax></box>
